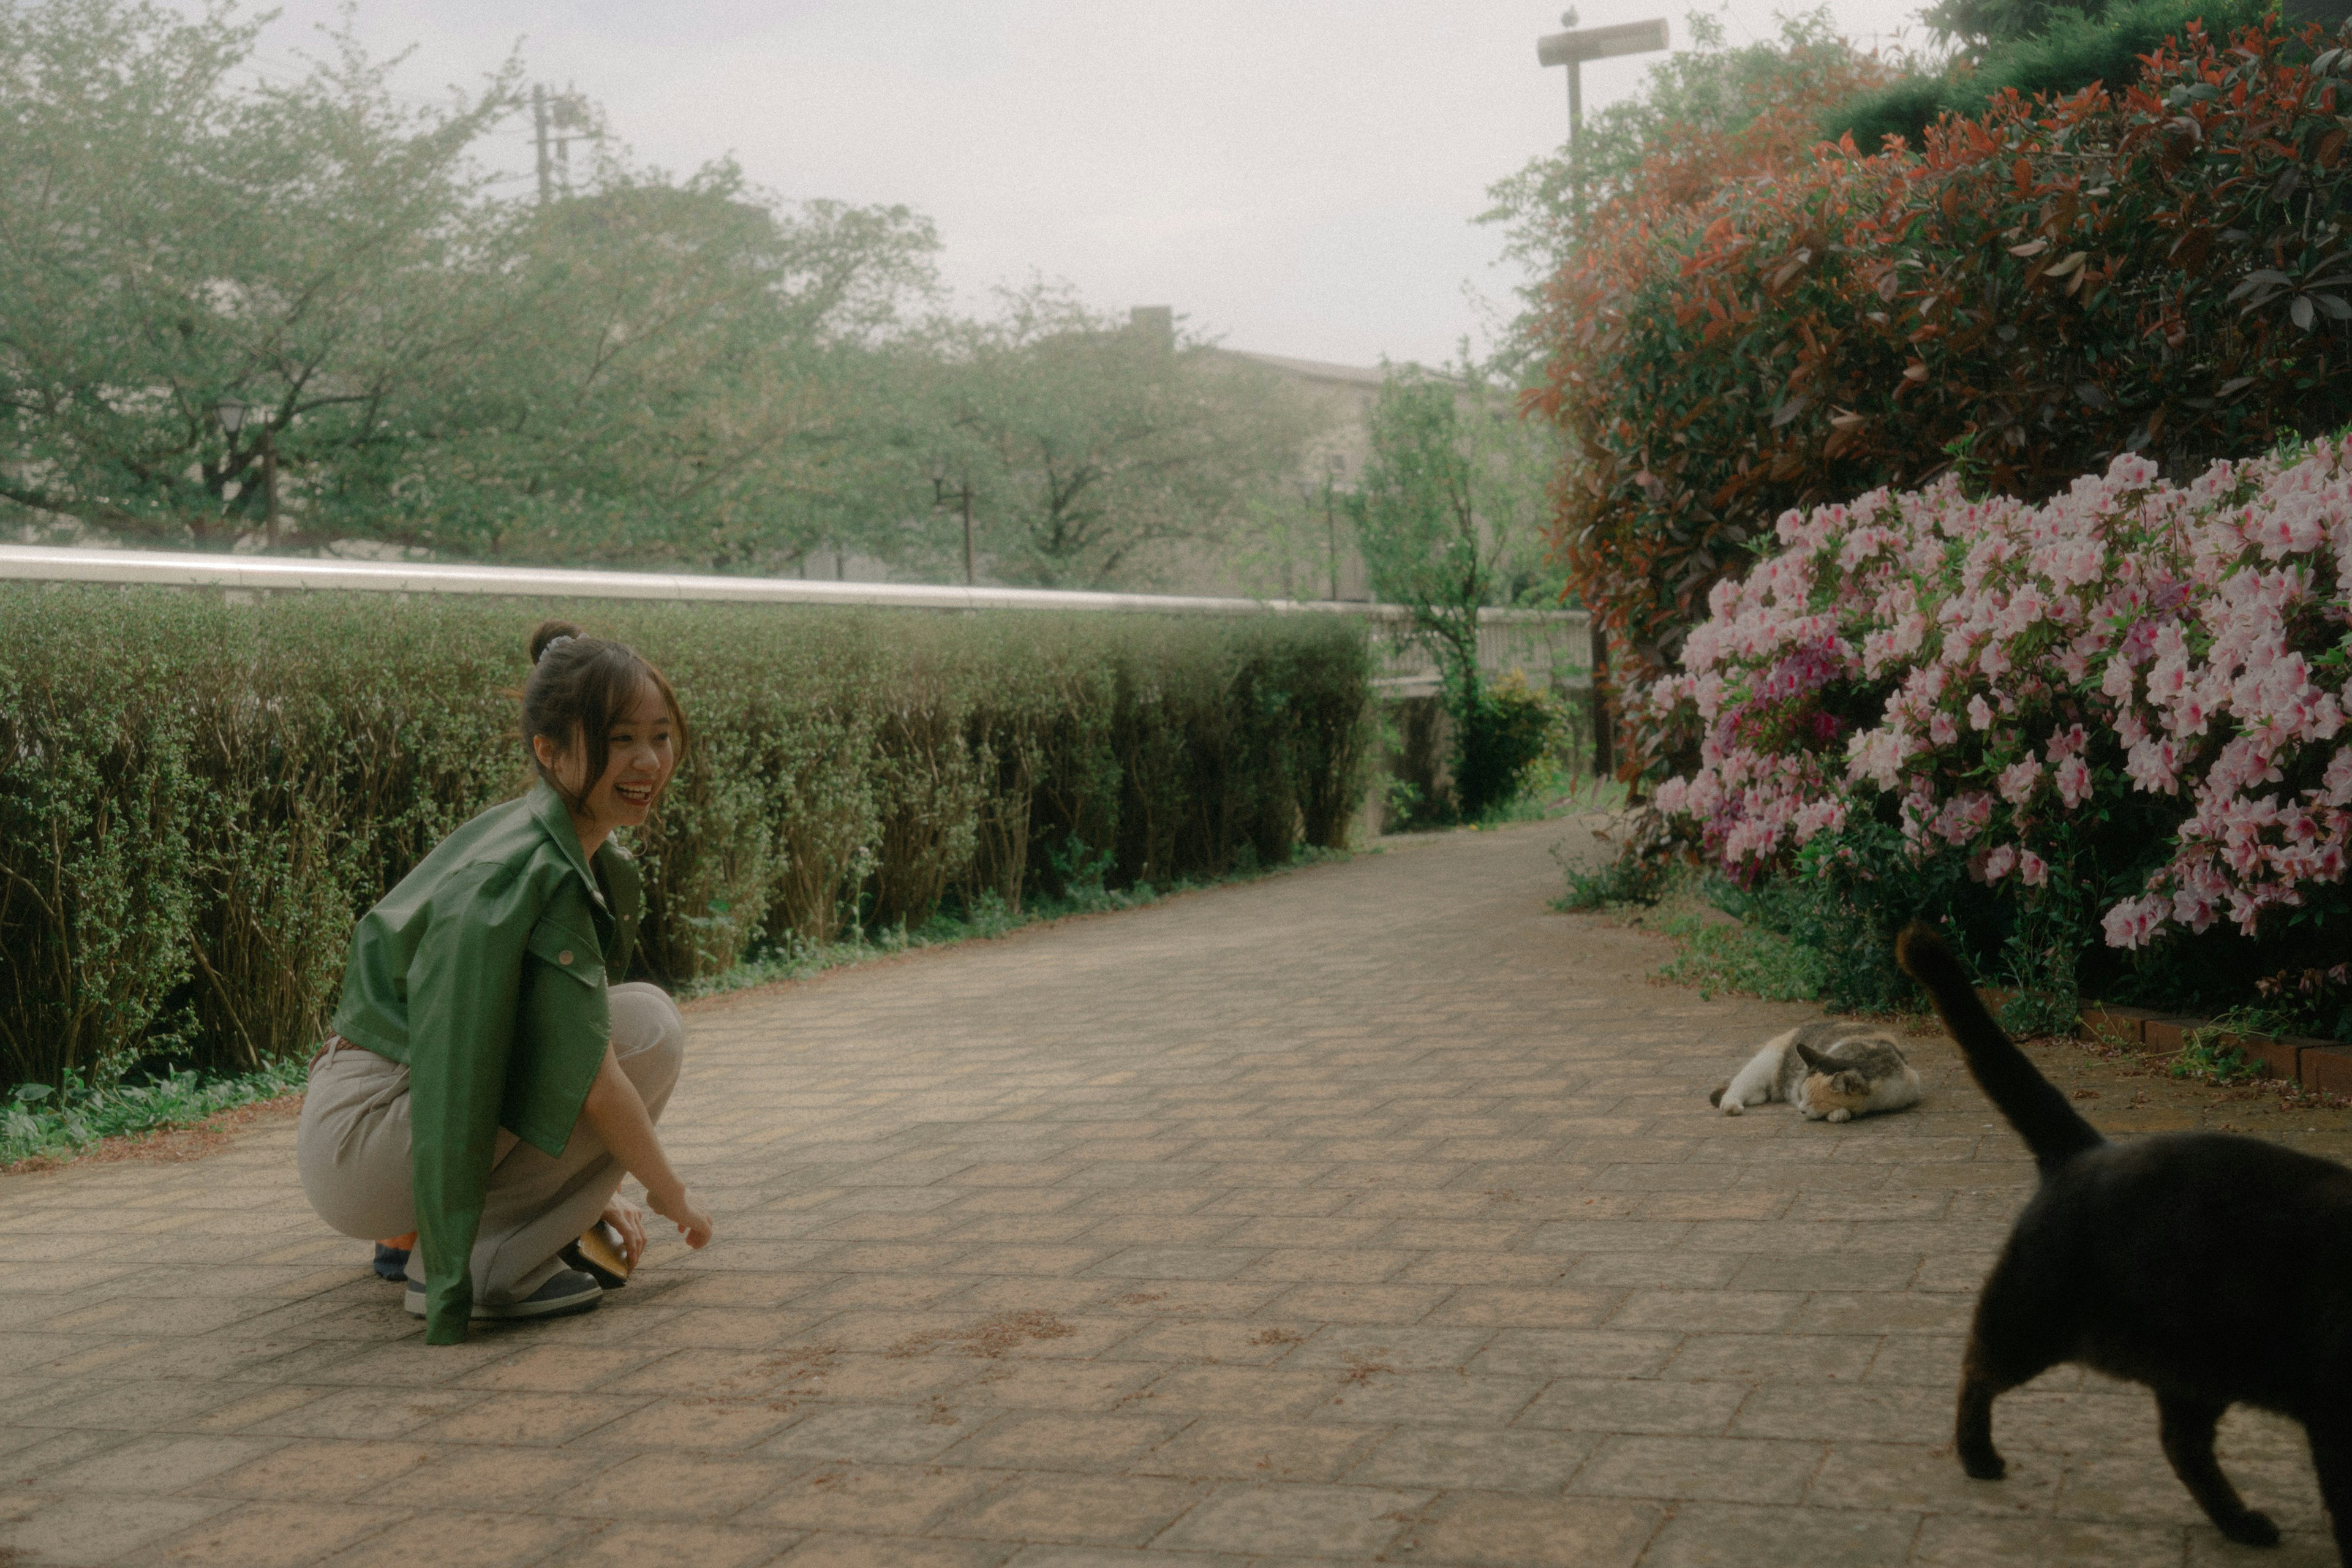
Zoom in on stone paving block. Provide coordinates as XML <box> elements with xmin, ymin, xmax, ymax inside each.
<box><xmin>1517</xmin><ymin>1377</ymin><xmax>1749</xmax><ymax>1436</ymax></box>
<box><xmin>130</xmin><ymin>1500</ymin><xmax>407</xmax><ymax>1568</ymax></box>
<box><xmin>1910</xmin><ymin>1513</ymin><xmax>2189</xmax><ymax>1566</ymax></box>
<box><xmin>1285</xmin><ymin>1324</ymin><xmax>1496</xmax><ymax>1372</ymax></box>
<box><xmin>1261</xmin><ymin>1283</ymin><xmax>1453</xmax><ymax>1324</ymax></box>
<box><xmin>1133</xmin><ymin>1418</ymin><xmax>1381</xmax><ymax>1482</ymax></box>
<box><xmin>579</xmin><ymin>1395</ymin><xmax>804</xmax><ymax>1451</ymax></box>
<box><xmin>1638</xmin><ymin>1502</ymin><xmax>1922</xmax><ymax>1567</ymax></box>
<box><xmin>40</xmin><ymin>1433</ymin><xmax>283</xmax><ymax>1496</ymax></box>
<box><xmin>1123</xmin><ymin>1365</ymin><xmax>1341</xmax><ymax>1419</ymax></box>
<box><xmin>1344</xmin><ymin>1426</ymin><xmax>1598</xmax><ymax>1493</ymax></box>
<box><xmin>1606</xmin><ymin>1289</ymin><xmax>1805</xmax><ymax>1334</ymax></box>
<box><xmin>944</xmin><ymin>1472</ymin><xmax>1209</xmax><ymax>1546</ymax></box>
<box><xmin>1395</xmin><ymin>1492</ymin><xmax>1662</xmax><ymax>1568</ymax></box>
<box><xmin>1322</xmin><ymin>1370</ymin><xmax>1547</xmax><ymax>1428</ymax></box>
<box><xmin>0</xmin><ymin>1493</ymin><xmax>236</xmax><ymax>1567</ymax></box>
<box><xmin>1662</xmin><ymin>1332</ymin><xmax>1881</xmax><ymax>1385</ymax></box>
<box><xmin>1150</xmin><ymin>1480</ymin><xmax>1430</xmax><ymax>1556</ymax></box>
<box><xmin>747</xmin><ymin>1462</ymin><xmax>1001</xmax><ymax>1534</ymax></box>
<box><xmin>755</xmin><ymin>1403</ymin><xmax>986</xmax><ymax>1464</ymax></box>
<box><xmin>1468</xmin><ymin>1329</ymin><xmax>1680</xmax><ymax>1381</ymax></box>
<box><xmin>314</xmin><ymin>1509</ymin><xmax>584</xmax><ymax>1568</ymax></box>
<box><xmin>1427</xmin><ymin>1286</ymin><xmax>1621</xmax><ymax>1329</ymax></box>
<box><xmin>1568</xmin><ymin>1433</ymin><xmax>1826</xmax><ymax>1504</ymax></box>
<box><xmin>774</xmin><ymin>1534</ymin><xmax>1013</xmax><ymax>1568</ymax></box>
<box><xmin>568</xmin><ymin>1519</ymin><xmax>797</xmax><ymax>1568</ymax></box>
<box><xmin>939</xmin><ymin>1412</ymin><xmax>1186</xmax><ymax>1473</ymax></box>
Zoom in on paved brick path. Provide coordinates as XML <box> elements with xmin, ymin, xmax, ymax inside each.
<box><xmin>1</xmin><ymin>823</ymin><xmax>2333</xmax><ymax>1567</ymax></box>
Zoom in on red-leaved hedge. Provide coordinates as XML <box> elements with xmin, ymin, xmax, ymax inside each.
<box><xmin>1534</xmin><ymin>15</ymin><xmax>2352</xmax><ymax>774</ymax></box>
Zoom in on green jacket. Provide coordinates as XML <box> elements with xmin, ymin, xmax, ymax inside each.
<box><xmin>331</xmin><ymin>782</ymin><xmax>643</xmax><ymax>1344</ymax></box>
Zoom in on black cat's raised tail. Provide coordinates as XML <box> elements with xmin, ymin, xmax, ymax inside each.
<box><xmin>1895</xmin><ymin>924</ymin><xmax>2105</xmax><ymax>1175</ymax></box>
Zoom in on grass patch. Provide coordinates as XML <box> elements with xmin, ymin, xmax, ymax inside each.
<box><xmin>2168</xmin><ymin>1029</ymin><xmax>2265</xmax><ymax>1087</ymax></box>
<box><xmin>1651</xmin><ymin>910</ymin><xmax>1830</xmax><ymax>1003</ymax></box>
<box><xmin>4</xmin><ymin>1057</ymin><xmax>308</xmax><ymax>1170</ymax></box>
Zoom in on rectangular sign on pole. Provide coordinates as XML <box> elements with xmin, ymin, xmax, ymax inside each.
<box><xmin>1536</xmin><ymin>17</ymin><xmax>1670</xmax><ymax>66</ymax></box>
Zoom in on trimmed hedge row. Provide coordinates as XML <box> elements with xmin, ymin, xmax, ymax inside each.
<box><xmin>0</xmin><ymin>587</ymin><xmax>1373</xmax><ymax>1090</ymax></box>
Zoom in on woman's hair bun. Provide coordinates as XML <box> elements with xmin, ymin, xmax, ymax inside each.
<box><xmin>528</xmin><ymin>619</ymin><xmax>585</xmax><ymax>665</ymax></box>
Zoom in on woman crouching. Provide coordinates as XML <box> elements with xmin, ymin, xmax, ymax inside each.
<box><xmin>298</xmin><ymin>619</ymin><xmax>715</xmax><ymax>1344</ymax></box>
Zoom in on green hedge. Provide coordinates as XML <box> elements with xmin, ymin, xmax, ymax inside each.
<box><xmin>0</xmin><ymin>587</ymin><xmax>1373</xmax><ymax>1090</ymax></box>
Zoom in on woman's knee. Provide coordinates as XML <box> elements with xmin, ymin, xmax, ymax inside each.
<box><xmin>608</xmin><ymin>982</ymin><xmax>685</xmax><ymax>1092</ymax></box>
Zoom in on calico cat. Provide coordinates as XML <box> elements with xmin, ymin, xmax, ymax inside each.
<box><xmin>1898</xmin><ymin>923</ymin><xmax>2352</xmax><ymax>1556</ymax></box>
<box><xmin>1708</xmin><ymin>1020</ymin><xmax>1924</xmax><ymax>1122</ymax></box>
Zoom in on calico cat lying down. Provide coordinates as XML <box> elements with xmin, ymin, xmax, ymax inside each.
<box><xmin>1898</xmin><ymin>924</ymin><xmax>2352</xmax><ymax>1556</ymax></box>
<box><xmin>1708</xmin><ymin>1020</ymin><xmax>1924</xmax><ymax>1121</ymax></box>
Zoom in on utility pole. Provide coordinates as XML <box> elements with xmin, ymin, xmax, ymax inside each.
<box><xmin>932</xmin><ymin>466</ymin><xmax>978</xmax><ymax>586</ymax></box>
<box><xmin>260</xmin><ymin>420</ymin><xmax>279</xmax><ymax>550</ymax></box>
<box><xmin>959</xmin><ymin>482</ymin><xmax>976</xmax><ymax>587</ymax></box>
<box><xmin>1536</xmin><ymin>10</ymin><xmax>1667</xmax><ymax>780</ymax></box>
<box><xmin>532</xmin><ymin>83</ymin><xmax>592</xmax><ymax>204</ymax></box>
<box><xmin>532</xmin><ymin>83</ymin><xmax>552</xmax><ymax>205</ymax></box>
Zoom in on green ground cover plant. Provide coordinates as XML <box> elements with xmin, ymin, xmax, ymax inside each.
<box><xmin>0</xmin><ymin>587</ymin><xmax>1371</xmax><ymax>1096</ymax></box>
<box><xmin>1</xmin><ymin>1058</ymin><xmax>308</xmax><ymax>1170</ymax></box>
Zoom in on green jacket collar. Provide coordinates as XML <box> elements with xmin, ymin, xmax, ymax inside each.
<box><xmin>527</xmin><ymin>780</ymin><xmax>598</xmax><ymax>890</ymax></box>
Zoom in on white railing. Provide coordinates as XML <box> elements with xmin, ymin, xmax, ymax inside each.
<box><xmin>0</xmin><ymin>543</ymin><xmax>1589</xmax><ymax>687</ymax></box>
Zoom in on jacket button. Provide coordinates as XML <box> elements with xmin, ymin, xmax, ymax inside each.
<box><xmin>558</xmin><ymin>951</ymin><xmax>574</xmax><ymax>966</ymax></box>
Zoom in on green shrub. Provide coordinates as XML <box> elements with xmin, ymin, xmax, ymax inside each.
<box><xmin>1539</xmin><ymin>13</ymin><xmax>2352</xmax><ymax>766</ymax></box>
<box><xmin>1830</xmin><ymin>0</ymin><xmax>2272</xmax><ymax>150</ymax></box>
<box><xmin>1457</xmin><ymin>673</ymin><xmax>1564</xmax><ymax>821</ymax></box>
<box><xmin>0</xmin><ymin>587</ymin><xmax>1372</xmax><ymax>1091</ymax></box>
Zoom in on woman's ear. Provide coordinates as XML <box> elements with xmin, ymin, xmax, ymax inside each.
<box><xmin>531</xmin><ymin>733</ymin><xmax>559</xmax><ymax>771</ymax></box>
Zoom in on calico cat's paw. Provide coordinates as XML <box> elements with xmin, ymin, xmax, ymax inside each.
<box><xmin>2217</xmin><ymin>1509</ymin><xmax>2280</xmax><ymax>1548</ymax></box>
<box><xmin>1826</xmin><ymin>1107</ymin><xmax>1852</xmax><ymax>1123</ymax></box>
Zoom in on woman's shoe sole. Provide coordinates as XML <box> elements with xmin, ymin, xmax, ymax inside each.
<box><xmin>402</xmin><ymin>1283</ymin><xmax>602</xmax><ymax>1321</ymax></box>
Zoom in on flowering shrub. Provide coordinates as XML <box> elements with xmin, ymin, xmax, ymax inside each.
<box><xmin>1534</xmin><ymin>13</ymin><xmax>2352</xmax><ymax>774</ymax></box>
<box><xmin>1648</xmin><ymin>437</ymin><xmax>2352</xmax><ymax>995</ymax></box>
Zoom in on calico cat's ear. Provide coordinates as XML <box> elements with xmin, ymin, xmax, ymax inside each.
<box><xmin>1793</xmin><ymin>1042</ymin><xmax>1834</xmax><ymax>1072</ymax></box>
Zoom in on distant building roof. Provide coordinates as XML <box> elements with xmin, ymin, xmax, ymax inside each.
<box><xmin>1212</xmin><ymin>348</ymin><xmax>1389</xmax><ymax>389</ymax></box>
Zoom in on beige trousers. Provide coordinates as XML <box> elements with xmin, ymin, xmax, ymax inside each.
<box><xmin>296</xmin><ymin>982</ymin><xmax>685</xmax><ymax>1303</ymax></box>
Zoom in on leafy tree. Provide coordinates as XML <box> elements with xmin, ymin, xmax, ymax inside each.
<box><xmin>0</xmin><ymin>0</ymin><xmax>519</xmax><ymax>544</ymax></box>
<box><xmin>0</xmin><ymin>0</ymin><xmax>942</xmax><ymax>568</ymax></box>
<box><xmin>918</xmin><ymin>285</ymin><xmax>1327</xmax><ymax>589</ymax></box>
<box><xmin>1348</xmin><ymin>364</ymin><xmax>1564</xmax><ymax>816</ymax></box>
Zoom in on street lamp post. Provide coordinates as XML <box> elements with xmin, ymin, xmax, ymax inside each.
<box><xmin>216</xmin><ymin>397</ymin><xmax>279</xmax><ymax>549</ymax></box>
<box><xmin>1535</xmin><ymin>12</ymin><xmax>1670</xmax><ymax>229</ymax></box>
<box><xmin>1535</xmin><ymin>13</ymin><xmax>1665</xmax><ymax>780</ymax></box>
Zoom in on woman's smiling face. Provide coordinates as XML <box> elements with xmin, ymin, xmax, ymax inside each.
<box><xmin>537</xmin><ymin>678</ymin><xmax>677</xmax><ymax>847</ymax></box>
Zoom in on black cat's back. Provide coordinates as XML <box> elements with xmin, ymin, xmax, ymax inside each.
<box><xmin>2000</xmin><ymin>1130</ymin><xmax>2352</xmax><ymax>1415</ymax></box>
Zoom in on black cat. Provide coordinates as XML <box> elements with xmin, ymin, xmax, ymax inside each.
<box><xmin>1897</xmin><ymin>924</ymin><xmax>2352</xmax><ymax>1556</ymax></box>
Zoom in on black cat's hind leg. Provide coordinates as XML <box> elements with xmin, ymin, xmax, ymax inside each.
<box><xmin>2157</xmin><ymin>1393</ymin><xmax>2277</xmax><ymax>1548</ymax></box>
<box><xmin>1954</xmin><ymin>1268</ymin><xmax>2068</xmax><ymax>1482</ymax></box>
<box><xmin>2305</xmin><ymin>1418</ymin><xmax>2352</xmax><ymax>1565</ymax></box>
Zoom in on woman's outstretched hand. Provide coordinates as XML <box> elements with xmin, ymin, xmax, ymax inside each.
<box><xmin>599</xmin><ymin>1195</ymin><xmax>647</xmax><ymax>1269</ymax></box>
<box><xmin>647</xmin><ymin>1182</ymin><xmax>714</xmax><ymax>1249</ymax></box>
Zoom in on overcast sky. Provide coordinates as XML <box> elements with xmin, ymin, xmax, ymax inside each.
<box><xmin>241</xmin><ymin>0</ymin><xmax>1922</xmax><ymax>368</ymax></box>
